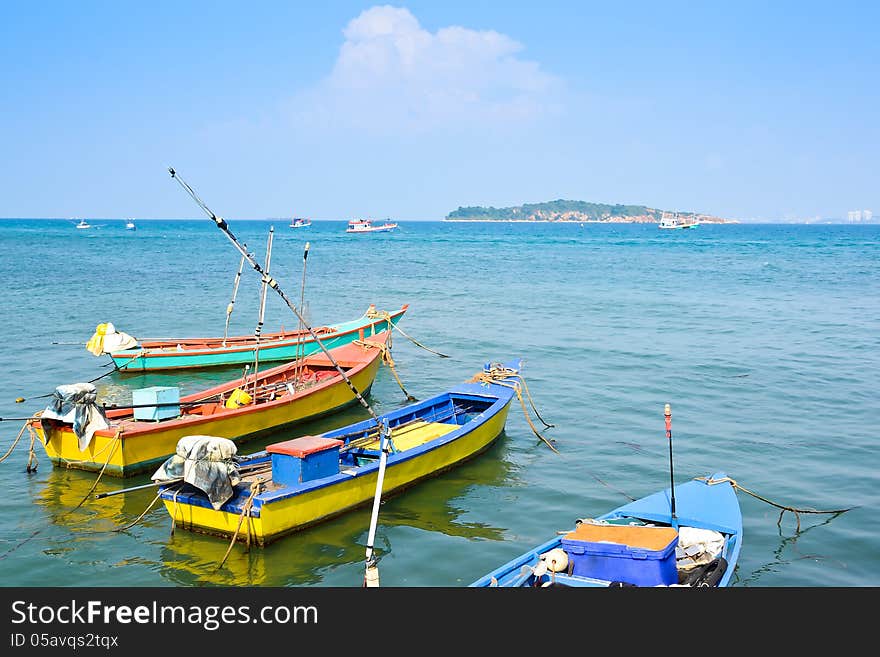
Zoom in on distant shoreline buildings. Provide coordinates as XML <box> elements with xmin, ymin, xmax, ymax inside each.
<box><xmin>847</xmin><ymin>209</ymin><xmax>874</xmax><ymax>223</ymax></box>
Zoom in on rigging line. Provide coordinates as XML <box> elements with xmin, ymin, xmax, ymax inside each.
<box><xmin>169</xmin><ymin>167</ymin><xmax>381</xmax><ymax>424</ymax></box>
<box><xmin>367</xmin><ymin>308</ymin><xmax>449</xmax><ymax>358</ymax></box>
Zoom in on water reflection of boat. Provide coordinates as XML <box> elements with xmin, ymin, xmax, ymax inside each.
<box><xmin>35</xmin><ymin>467</ymin><xmax>155</xmax><ymax>531</ymax></box>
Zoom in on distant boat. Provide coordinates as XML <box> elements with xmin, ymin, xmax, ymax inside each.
<box><xmin>125</xmin><ymin>220</ymin><xmax>137</xmax><ymax>231</ymax></box>
<box><xmin>75</xmin><ymin>219</ymin><xmax>91</xmax><ymax>229</ymax></box>
<box><xmin>346</xmin><ymin>219</ymin><xmax>398</xmax><ymax>234</ymax></box>
<box><xmin>659</xmin><ymin>212</ymin><xmax>699</xmax><ymax>230</ymax></box>
<box><xmin>289</xmin><ymin>217</ymin><xmax>311</xmax><ymax>228</ymax></box>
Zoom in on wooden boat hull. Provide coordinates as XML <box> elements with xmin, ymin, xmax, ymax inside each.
<box><xmin>108</xmin><ymin>304</ymin><xmax>407</xmax><ymax>371</ymax></box>
<box><xmin>32</xmin><ymin>335</ymin><xmax>388</xmax><ymax>477</ymax></box>
<box><xmin>158</xmin><ymin>362</ymin><xmax>522</xmax><ymax>545</ymax></box>
<box><xmin>469</xmin><ymin>472</ymin><xmax>742</xmax><ymax>588</ymax></box>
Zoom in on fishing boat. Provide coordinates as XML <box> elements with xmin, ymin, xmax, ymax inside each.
<box><xmin>76</xmin><ymin>219</ymin><xmax>91</xmax><ymax>229</ymax></box>
<box><xmin>469</xmin><ymin>471</ymin><xmax>741</xmax><ymax>587</ymax></box>
<box><xmin>30</xmin><ymin>333</ymin><xmax>390</xmax><ymax>477</ymax></box>
<box><xmin>125</xmin><ymin>219</ymin><xmax>137</xmax><ymax>230</ymax></box>
<box><xmin>152</xmin><ymin>359</ymin><xmax>523</xmax><ymax>545</ymax></box>
<box><xmin>659</xmin><ymin>211</ymin><xmax>700</xmax><ymax>229</ymax></box>
<box><xmin>87</xmin><ymin>304</ymin><xmax>408</xmax><ymax>371</ymax></box>
<box><xmin>289</xmin><ymin>217</ymin><xmax>311</xmax><ymax>228</ymax></box>
<box><xmin>345</xmin><ymin>219</ymin><xmax>398</xmax><ymax>233</ymax></box>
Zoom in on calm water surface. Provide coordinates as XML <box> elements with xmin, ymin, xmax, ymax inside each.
<box><xmin>0</xmin><ymin>218</ymin><xmax>877</xmax><ymax>587</ymax></box>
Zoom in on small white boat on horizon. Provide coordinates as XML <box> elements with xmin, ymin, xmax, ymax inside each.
<box><xmin>659</xmin><ymin>212</ymin><xmax>699</xmax><ymax>230</ymax></box>
<box><xmin>289</xmin><ymin>217</ymin><xmax>311</xmax><ymax>228</ymax></box>
<box><xmin>345</xmin><ymin>218</ymin><xmax>398</xmax><ymax>234</ymax></box>
<box><xmin>125</xmin><ymin>219</ymin><xmax>137</xmax><ymax>231</ymax></box>
<box><xmin>75</xmin><ymin>219</ymin><xmax>91</xmax><ymax>229</ymax></box>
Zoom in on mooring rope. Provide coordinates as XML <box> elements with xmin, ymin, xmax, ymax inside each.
<box><xmin>697</xmin><ymin>475</ymin><xmax>855</xmax><ymax>532</ymax></box>
<box><xmin>468</xmin><ymin>367</ymin><xmax>558</xmax><ymax>453</ymax></box>
<box><xmin>69</xmin><ymin>429</ymin><xmax>123</xmax><ymax>512</ymax></box>
<box><xmin>111</xmin><ymin>492</ymin><xmax>164</xmax><ymax>533</ymax></box>
<box><xmin>216</xmin><ymin>479</ymin><xmax>265</xmax><ymax>570</ymax></box>
<box><xmin>25</xmin><ymin>423</ymin><xmax>39</xmax><ymax>473</ymax></box>
<box><xmin>0</xmin><ymin>421</ymin><xmax>29</xmax><ymax>464</ymax></box>
<box><xmin>354</xmin><ymin>338</ymin><xmax>416</xmax><ymax>401</ymax></box>
<box><xmin>0</xmin><ymin>428</ymin><xmax>124</xmax><ymax>561</ymax></box>
<box><xmin>365</xmin><ymin>307</ymin><xmax>450</xmax><ymax>358</ymax></box>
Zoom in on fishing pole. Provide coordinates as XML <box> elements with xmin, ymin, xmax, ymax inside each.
<box><xmin>168</xmin><ymin>167</ymin><xmax>391</xmax><ymax>586</ymax></box>
<box><xmin>94</xmin><ymin>478</ymin><xmax>183</xmax><ymax>499</ymax></box>
<box><xmin>168</xmin><ymin>167</ymin><xmax>380</xmax><ymax>421</ymax></box>
<box><xmin>223</xmin><ymin>253</ymin><xmax>246</xmax><ymax>347</ymax></box>
<box><xmin>252</xmin><ymin>226</ymin><xmax>274</xmax><ymax>399</ymax></box>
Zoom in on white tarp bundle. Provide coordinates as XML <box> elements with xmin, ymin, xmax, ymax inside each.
<box><xmin>675</xmin><ymin>526</ymin><xmax>725</xmax><ymax>570</ymax></box>
<box><xmin>85</xmin><ymin>322</ymin><xmax>139</xmax><ymax>356</ymax></box>
<box><xmin>151</xmin><ymin>435</ymin><xmax>240</xmax><ymax>510</ymax></box>
<box><xmin>40</xmin><ymin>382</ymin><xmax>110</xmax><ymax>451</ymax></box>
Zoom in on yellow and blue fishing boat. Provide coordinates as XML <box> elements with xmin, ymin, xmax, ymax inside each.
<box><xmin>153</xmin><ymin>360</ymin><xmax>523</xmax><ymax>545</ymax></box>
<box><xmin>87</xmin><ymin>304</ymin><xmax>407</xmax><ymax>372</ymax></box>
<box><xmin>31</xmin><ymin>333</ymin><xmax>390</xmax><ymax>477</ymax></box>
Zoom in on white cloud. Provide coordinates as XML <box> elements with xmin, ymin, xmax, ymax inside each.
<box><xmin>293</xmin><ymin>5</ymin><xmax>562</xmax><ymax>134</ymax></box>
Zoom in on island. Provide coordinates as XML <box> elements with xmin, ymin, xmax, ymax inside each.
<box><xmin>444</xmin><ymin>199</ymin><xmax>737</xmax><ymax>224</ymax></box>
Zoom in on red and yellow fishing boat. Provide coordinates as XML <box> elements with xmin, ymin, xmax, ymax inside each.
<box><xmin>31</xmin><ymin>332</ymin><xmax>391</xmax><ymax>478</ymax></box>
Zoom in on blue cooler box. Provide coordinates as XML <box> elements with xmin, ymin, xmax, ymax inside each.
<box><xmin>560</xmin><ymin>523</ymin><xmax>679</xmax><ymax>586</ymax></box>
<box><xmin>132</xmin><ymin>386</ymin><xmax>180</xmax><ymax>421</ymax></box>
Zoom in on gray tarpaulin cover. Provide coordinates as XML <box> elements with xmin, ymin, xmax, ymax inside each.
<box><xmin>151</xmin><ymin>435</ymin><xmax>241</xmax><ymax>510</ymax></box>
<box><xmin>40</xmin><ymin>383</ymin><xmax>110</xmax><ymax>451</ymax></box>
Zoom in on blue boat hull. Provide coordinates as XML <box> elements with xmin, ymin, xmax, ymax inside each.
<box><xmin>469</xmin><ymin>472</ymin><xmax>742</xmax><ymax>587</ymax></box>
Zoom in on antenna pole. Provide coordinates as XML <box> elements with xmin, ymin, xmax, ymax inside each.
<box><xmin>665</xmin><ymin>403</ymin><xmax>677</xmax><ymax>526</ymax></box>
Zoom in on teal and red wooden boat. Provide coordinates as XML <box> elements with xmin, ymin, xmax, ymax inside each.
<box><xmin>89</xmin><ymin>304</ymin><xmax>408</xmax><ymax>372</ymax></box>
<box><xmin>469</xmin><ymin>472</ymin><xmax>742</xmax><ymax>588</ymax></box>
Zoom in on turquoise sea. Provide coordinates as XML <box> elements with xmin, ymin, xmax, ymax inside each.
<box><xmin>0</xmin><ymin>218</ymin><xmax>877</xmax><ymax>588</ymax></box>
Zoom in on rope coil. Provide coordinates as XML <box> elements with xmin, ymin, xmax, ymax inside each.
<box><xmin>468</xmin><ymin>365</ymin><xmax>558</xmax><ymax>453</ymax></box>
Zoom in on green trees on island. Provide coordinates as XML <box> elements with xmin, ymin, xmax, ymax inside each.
<box><xmin>445</xmin><ymin>199</ymin><xmax>661</xmax><ymax>221</ymax></box>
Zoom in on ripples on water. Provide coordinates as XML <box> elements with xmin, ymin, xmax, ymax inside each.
<box><xmin>0</xmin><ymin>219</ymin><xmax>877</xmax><ymax>587</ymax></box>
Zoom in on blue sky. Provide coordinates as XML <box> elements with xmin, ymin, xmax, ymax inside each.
<box><xmin>1</xmin><ymin>1</ymin><xmax>876</xmax><ymax>221</ymax></box>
